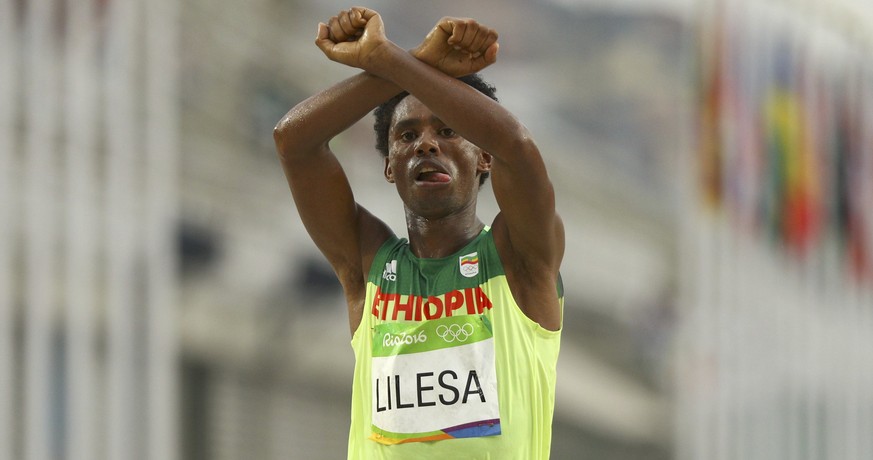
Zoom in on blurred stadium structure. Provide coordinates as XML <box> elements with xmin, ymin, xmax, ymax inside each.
<box><xmin>1</xmin><ymin>0</ymin><xmax>871</xmax><ymax>459</ymax></box>
<box><xmin>680</xmin><ymin>1</ymin><xmax>873</xmax><ymax>459</ymax></box>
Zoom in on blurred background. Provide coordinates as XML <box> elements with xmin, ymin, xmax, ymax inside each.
<box><xmin>2</xmin><ymin>0</ymin><xmax>872</xmax><ymax>459</ymax></box>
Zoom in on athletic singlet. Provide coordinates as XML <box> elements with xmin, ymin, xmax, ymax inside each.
<box><xmin>348</xmin><ymin>227</ymin><xmax>563</xmax><ymax>459</ymax></box>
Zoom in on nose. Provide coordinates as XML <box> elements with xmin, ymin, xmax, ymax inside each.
<box><xmin>415</xmin><ymin>133</ymin><xmax>439</xmax><ymax>156</ymax></box>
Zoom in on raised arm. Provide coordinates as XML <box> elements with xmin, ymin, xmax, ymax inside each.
<box><xmin>274</xmin><ymin>9</ymin><xmax>500</xmax><ymax>333</ymax></box>
<box><xmin>273</xmin><ymin>70</ymin><xmax>396</xmax><ymax>294</ymax></box>
<box><xmin>315</xmin><ymin>8</ymin><xmax>564</xmax><ymax>330</ymax></box>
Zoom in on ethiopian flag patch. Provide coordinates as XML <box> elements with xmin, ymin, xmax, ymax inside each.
<box><xmin>459</xmin><ymin>252</ymin><xmax>479</xmax><ymax>278</ymax></box>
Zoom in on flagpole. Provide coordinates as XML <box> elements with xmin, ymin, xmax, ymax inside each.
<box><xmin>145</xmin><ymin>0</ymin><xmax>181</xmax><ymax>457</ymax></box>
<box><xmin>23</xmin><ymin>0</ymin><xmax>60</xmax><ymax>457</ymax></box>
<box><xmin>64</xmin><ymin>0</ymin><xmax>99</xmax><ymax>458</ymax></box>
<box><xmin>105</xmin><ymin>0</ymin><xmax>141</xmax><ymax>457</ymax></box>
<box><xmin>859</xmin><ymin>52</ymin><xmax>873</xmax><ymax>460</ymax></box>
<box><xmin>0</xmin><ymin>0</ymin><xmax>18</xmax><ymax>457</ymax></box>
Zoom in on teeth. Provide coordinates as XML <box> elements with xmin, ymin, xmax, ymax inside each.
<box><xmin>420</xmin><ymin>167</ymin><xmax>436</xmax><ymax>173</ymax></box>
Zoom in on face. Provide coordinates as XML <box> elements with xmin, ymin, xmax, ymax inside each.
<box><xmin>384</xmin><ymin>96</ymin><xmax>491</xmax><ymax>219</ymax></box>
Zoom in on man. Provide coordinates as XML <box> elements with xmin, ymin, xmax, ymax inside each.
<box><xmin>273</xmin><ymin>7</ymin><xmax>564</xmax><ymax>459</ymax></box>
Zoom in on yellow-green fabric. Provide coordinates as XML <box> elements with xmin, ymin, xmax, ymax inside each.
<box><xmin>348</xmin><ymin>228</ymin><xmax>563</xmax><ymax>459</ymax></box>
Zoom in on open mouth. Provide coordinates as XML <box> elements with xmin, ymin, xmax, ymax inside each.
<box><xmin>415</xmin><ymin>165</ymin><xmax>451</xmax><ymax>184</ymax></box>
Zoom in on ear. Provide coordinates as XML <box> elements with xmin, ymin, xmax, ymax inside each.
<box><xmin>383</xmin><ymin>157</ymin><xmax>395</xmax><ymax>183</ymax></box>
<box><xmin>477</xmin><ymin>151</ymin><xmax>493</xmax><ymax>174</ymax></box>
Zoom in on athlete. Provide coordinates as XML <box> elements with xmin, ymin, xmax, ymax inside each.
<box><xmin>273</xmin><ymin>7</ymin><xmax>564</xmax><ymax>459</ymax></box>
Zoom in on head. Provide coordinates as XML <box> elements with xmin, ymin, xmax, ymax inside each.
<box><xmin>374</xmin><ymin>73</ymin><xmax>498</xmax><ymax>187</ymax></box>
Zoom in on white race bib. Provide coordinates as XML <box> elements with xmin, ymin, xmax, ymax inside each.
<box><xmin>370</xmin><ymin>315</ymin><xmax>501</xmax><ymax>445</ymax></box>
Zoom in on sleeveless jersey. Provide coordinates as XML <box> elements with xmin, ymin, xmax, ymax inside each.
<box><xmin>348</xmin><ymin>227</ymin><xmax>563</xmax><ymax>459</ymax></box>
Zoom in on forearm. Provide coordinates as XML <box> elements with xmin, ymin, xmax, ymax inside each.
<box><xmin>366</xmin><ymin>42</ymin><xmax>529</xmax><ymax>158</ymax></box>
<box><xmin>273</xmin><ymin>71</ymin><xmax>401</xmax><ymax>159</ymax></box>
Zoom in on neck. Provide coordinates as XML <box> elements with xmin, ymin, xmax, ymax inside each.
<box><xmin>405</xmin><ymin>203</ymin><xmax>484</xmax><ymax>259</ymax></box>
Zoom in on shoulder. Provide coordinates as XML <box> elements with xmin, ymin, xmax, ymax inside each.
<box><xmin>364</xmin><ymin>234</ymin><xmax>407</xmax><ymax>282</ymax></box>
<box><xmin>490</xmin><ymin>212</ymin><xmax>564</xmax><ymax>331</ymax></box>
<box><xmin>490</xmin><ymin>211</ymin><xmax>564</xmax><ymax>275</ymax></box>
<box><xmin>356</xmin><ymin>207</ymin><xmax>397</xmax><ymax>280</ymax></box>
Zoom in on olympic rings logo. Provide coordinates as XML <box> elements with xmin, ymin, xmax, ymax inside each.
<box><xmin>436</xmin><ymin>323</ymin><xmax>475</xmax><ymax>343</ymax></box>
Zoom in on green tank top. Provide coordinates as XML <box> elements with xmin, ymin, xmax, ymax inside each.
<box><xmin>348</xmin><ymin>227</ymin><xmax>563</xmax><ymax>459</ymax></box>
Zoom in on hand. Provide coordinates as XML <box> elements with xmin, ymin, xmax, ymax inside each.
<box><xmin>411</xmin><ymin>17</ymin><xmax>499</xmax><ymax>77</ymax></box>
<box><xmin>323</xmin><ymin>7</ymin><xmax>364</xmax><ymax>44</ymax></box>
<box><xmin>315</xmin><ymin>7</ymin><xmax>390</xmax><ymax>71</ymax></box>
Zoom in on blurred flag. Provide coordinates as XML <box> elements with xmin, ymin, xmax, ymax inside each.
<box><xmin>861</xmin><ymin>67</ymin><xmax>873</xmax><ymax>285</ymax></box>
<box><xmin>757</xmin><ymin>31</ymin><xmax>823</xmax><ymax>259</ymax></box>
<box><xmin>697</xmin><ymin>16</ymin><xmax>725</xmax><ymax>210</ymax></box>
<box><xmin>835</xmin><ymin>68</ymin><xmax>871</xmax><ymax>281</ymax></box>
<box><xmin>767</xmin><ymin>88</ymin><xmax>819</xmax><ymax>255</ymax></box>
<box><xmin>729</xmin><ymin>4</ymin><xmax>765</xmax><ymax>236</ymax></box>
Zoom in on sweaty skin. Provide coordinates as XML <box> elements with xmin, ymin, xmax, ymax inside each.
<box><xmin>274</xmin><ymin>8</ymin><xmax>563</xmax><ymax>335</ymax></box>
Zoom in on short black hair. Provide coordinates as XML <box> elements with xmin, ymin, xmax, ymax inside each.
<box><xmin>373</xmin><ymin>74</ymin><xmax>498</xmax><ymax>186</ymax></box>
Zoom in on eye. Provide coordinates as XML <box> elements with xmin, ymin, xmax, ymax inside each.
<box><xmin>399</xmin><ymin>131</ymin><xmax>416</xmax><ymax>142</ymax></box>
<box><xmin>439</xmin><ymin>127</ymin><xmax>455</xmax><ymax>137</ymax></box>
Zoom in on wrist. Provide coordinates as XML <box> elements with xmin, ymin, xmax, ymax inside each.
<box><xmin>408</xmin><ymin>45</ymin><xmax>424</xmax><ymax>61</ymax></box>
<box><xmin>363</xmin><ymin>41</ymin><xmax>406</xmax><ymax>78</ymax></box>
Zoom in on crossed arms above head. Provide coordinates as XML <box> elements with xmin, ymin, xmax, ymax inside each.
<box><xmin>274</xmin><ymin>8</ymin><xmax>564</xmax><ymax>333</ymax></box>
